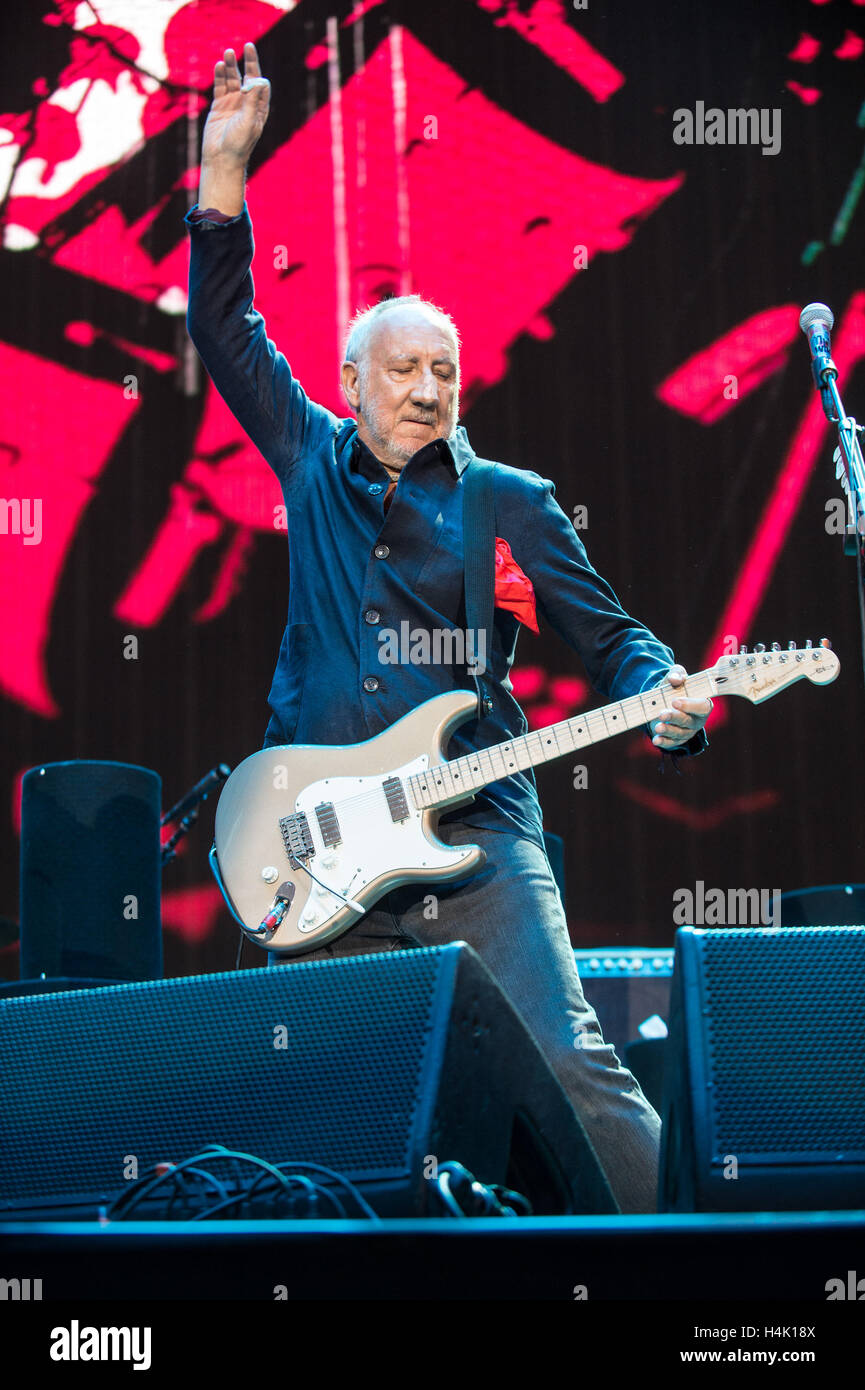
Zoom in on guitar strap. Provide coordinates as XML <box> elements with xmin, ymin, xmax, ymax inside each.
<box><xmin>462</xmin><ymin>457</ymin><xmax>497</xmax><ymax>715</ymax></box>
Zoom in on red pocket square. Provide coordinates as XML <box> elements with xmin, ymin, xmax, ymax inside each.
<box><xmin>494</xmin><ymin>537</ymin><xmax>539</xmax><ymax>633</ymax></box>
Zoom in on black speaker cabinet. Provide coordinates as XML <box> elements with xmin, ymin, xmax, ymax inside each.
<box><xmin>0</xmin><ymin>943</ymin><xmax>615</xmax><ymax>1219</ymax></box>
<box><xmin>781</xmin><ymin>882</ymin><xmax>865</xmax><ymax>926</ymax></box>
<box><xmin>19</xmin><ymin>760</ymin><xmax>162</xmax><ymax>982</ymax></box>
<box><xmin>659</xmin><ymin>926</ymin><xmax>865</xmax><ymax>1212</ymax></box>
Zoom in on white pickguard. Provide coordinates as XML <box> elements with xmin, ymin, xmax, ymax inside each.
<box><xmin>291</xmin><ymin>755</ymin><xmax>478</xmax><ymax>932</ymax></box>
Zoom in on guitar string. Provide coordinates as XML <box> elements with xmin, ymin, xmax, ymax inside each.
<box><xmin>295</xmin><ymin>672</ymin><xmax>717</xmax><ymax>821</ymax></box>
<box><xmin>293</xmin><ymin>654</ymin><xmax>823</xmax><ymax>825</ymax></box>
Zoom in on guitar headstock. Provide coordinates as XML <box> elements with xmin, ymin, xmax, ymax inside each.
<box><xmin>712</xmin><ymin>640</ymin><xmax>840</xmax><ymax>703</ymax></box>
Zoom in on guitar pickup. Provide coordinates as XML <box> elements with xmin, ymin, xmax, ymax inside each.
<box><xmin>315</xmin><ymin>801</ymin><xmax>342</xmax><ymax>848</ymax></box>
<box><xmin>382</xmin><ymin>776</ymin><xmax>410</xmax><ymax>823</ymax></box>
<box><xmin>279</xmin><ymin>811</ymin><xmax>315</xmax><ymax>867</ymax></box>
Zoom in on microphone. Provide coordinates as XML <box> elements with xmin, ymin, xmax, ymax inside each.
<box><xmin>799</xmin><ymin>302</ymin><xmax>837</xmax><ymax>397</ymax></box>
<box><xmin>161</xmin><ymin>763</ymin><xmax>231</xmax><ymax>827</ymax></box>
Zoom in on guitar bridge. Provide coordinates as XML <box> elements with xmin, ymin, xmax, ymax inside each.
<box><xmin>279</xmin><ymin>811</ymin><xmax>315</xmax><ymax>867</ymax></box>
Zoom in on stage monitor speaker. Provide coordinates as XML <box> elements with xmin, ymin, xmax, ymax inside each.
<box><xmin>19</xmin><ymin>760</ymin><xmax>162</xmax><ymax>982</ymax></box>
<box><xmin>0</xmin><ymin>943</ymin><xmax>615</xmax><ymax>1219</ymax></box>
<box><xmin>781</xmin><ymin>882</ymin><xmax>865</xmax><ymax>926</ymax></box>
<box><xmin>659</xmin><ymin>926</ymin><xmax>865</xmax><ymax>1212</ymax></box>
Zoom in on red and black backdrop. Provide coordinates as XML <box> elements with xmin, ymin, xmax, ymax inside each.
<box><xmin>2</xmin><ymin>0</ymin><xmax>864</xmax><ymax>978</ymax></box>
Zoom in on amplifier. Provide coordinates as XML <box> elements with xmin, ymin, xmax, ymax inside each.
<box><xmin>574</xmin><ymin>947</ymin><xmax>673</xmax><ymax>1056</ymax></box>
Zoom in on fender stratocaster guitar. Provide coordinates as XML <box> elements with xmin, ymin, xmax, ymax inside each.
<box><xmin>211</xmin><ymin>641</ymin><xmax>839</xmax><ymax>954</ymax></box>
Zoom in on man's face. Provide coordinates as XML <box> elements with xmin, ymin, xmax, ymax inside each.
<box><xmin>343</xmin><ymin>306</ymin><xmax>459</xmax><ymax>470</ymax></box>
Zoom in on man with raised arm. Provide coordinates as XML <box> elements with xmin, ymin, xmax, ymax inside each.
<box><xmin>186</xmin><ymin>43</ymin><xmax>711</xmax><ymax>1213</ymax></box>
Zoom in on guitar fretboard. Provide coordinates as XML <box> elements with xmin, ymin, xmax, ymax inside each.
<box><xmin>407</xmin><ymin>671</ymin><xmax>717</xmax><ymax>810</ymax></box>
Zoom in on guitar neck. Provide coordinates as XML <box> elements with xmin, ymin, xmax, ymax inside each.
<box><xmin>408</xmin><ymin>670</ymin><xmax>717</xmax><ymax>810</ymax></box>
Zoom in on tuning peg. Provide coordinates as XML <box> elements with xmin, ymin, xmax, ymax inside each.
<box><xmin>820</xmin><ymin>637</ymin><xmax>832</xmax><ymax>649</ymax></box>
<box><xmin>754</xmin><ymin>643</ymin><xmax>765</xmax><ymax>653</ymax></box>
<box><xmin>771</xmin><ymin>642</ymin><xmax>780</xmax><ymax>651</ymax></box>
<box><xmin>788</xmin><ymin>641</ymin><xmax>796</xmax><ymax>650</ymax></box>
<box><xmin>806</xmin><ymin>639</ymin><xmax>813</xmax><ymax>649</ymax></box>
<box><xmin>740</xmin><ymin>644</ymin><xmax>748</xmax><ymax>654</ymax></box>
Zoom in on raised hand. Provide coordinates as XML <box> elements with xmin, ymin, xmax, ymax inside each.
<box><xmin>201</xmin><ymin>42</ymin><xmax>271</xmax><ymax>170</ymax></box>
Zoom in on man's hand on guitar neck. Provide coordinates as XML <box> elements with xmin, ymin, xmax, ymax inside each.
<box><xmin>198</xmin><ymin>42</ymin><xmax>271</xmax><ymax>217</ymax></box>
<box><xmin>650</xmin><ymin>665</ymin><xmax>713</xmax><ymax>750</ymax></box>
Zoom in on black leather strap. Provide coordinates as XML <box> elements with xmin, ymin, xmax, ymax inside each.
<box><xmin>462</xmin><ymin>458</ymin><xmax>497</xmax><ymax>686</ymax></box>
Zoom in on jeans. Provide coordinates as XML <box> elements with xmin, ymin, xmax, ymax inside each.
<box><xmin>267</xmin><ymin>820</ymin><xmax>661</xmax><ymax>1213</ymax></box>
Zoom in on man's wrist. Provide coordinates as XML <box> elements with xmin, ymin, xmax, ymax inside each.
<box><xmin>188</xmin><ymin>206</ymin><xmax>240</xmax><ymax>225</ymax></box>
<box><xmin>198</xmin><ymin>158</ymin><xmax>247</xmax><ymax>218</ymax></box>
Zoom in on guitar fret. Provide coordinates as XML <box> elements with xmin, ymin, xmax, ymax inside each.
<box><xmin>435</xmin><ymin>762</ymin><xmax>456</xmax><ymax>799</ymax></box>
<box><xmin>487</xmin><ymin>743</ymin><xmax>509</xmax><ymax>780</ymax></box>
<box><xmin>537</xmin><ymin>726</ymin><xmax>559</xmax><ymax>758</ymax></box>
<box><xmin>410</xmin><ymin>772</ymin><xmax>431</xmax><ymax>808</ymax></box>
<box><xmin>527</xmin><ymin>730</ymin><xmax>548</xmax><ymax>763</ymax></box>
<box><xmin>567</xmin><ymin>715</ymin><xmax>589</xmax><ymax>747</ymax></box>
<box><xmin>645</xmin><ymin>689</ymin><xmax>664</xmax><ymax>722</ymax></box>
<box><xmin>554</xmin><ymin>722</ymin><xmax>574</xmax><ymax>755</ymax></box>
<box><xmin>480</xmin><ymin>746</ymin><xmax>498</xmax><ymax>786</ymax></box>
<box><xmin>465</xmin><ymin>752</ymin><xmax>484</xmax><ymax>791</ymax></box>
<box><xmin>606</xmin><ymin>702</ymin><xmax>626</xmax><ymax>733</ymax></box>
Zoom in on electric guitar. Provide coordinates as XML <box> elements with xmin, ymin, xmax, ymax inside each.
<box><xmin>211</xmin><ymin>641</ymin><xmax>839</xmax><ymax>953</ymax></box>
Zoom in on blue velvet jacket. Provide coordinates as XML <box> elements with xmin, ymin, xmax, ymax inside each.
<box><xmin>185</xmin><ymin>205</ymin><xmax>706</xmax><ymax>851</ymax></box>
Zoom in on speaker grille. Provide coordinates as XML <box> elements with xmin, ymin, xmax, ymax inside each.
<box><xmin>701</xmin><ymin>928</ymin><xmax>865</xmax><ymax>1161</ymax></box>
<box><xmin>0</xmin><ymin>953</ymin><xmax>447</xmax><ymax>1205</ymax></box>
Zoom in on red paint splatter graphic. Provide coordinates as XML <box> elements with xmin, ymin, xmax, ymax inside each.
<box><xmin>1</xmin><ymin>4</ymin><xmax>680</xmax><ymax>695</ymax></box>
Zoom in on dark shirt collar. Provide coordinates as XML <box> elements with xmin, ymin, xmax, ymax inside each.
<box><xmin>350</xmin><ymin>425</ymin><xmax>471</xmax><ymax>479</ymax></box>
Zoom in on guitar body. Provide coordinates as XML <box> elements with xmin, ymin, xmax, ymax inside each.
<box><xmin>213</xmin><ymin>689</ymin><xmax>485</xmax><ymax>954</ymax></box>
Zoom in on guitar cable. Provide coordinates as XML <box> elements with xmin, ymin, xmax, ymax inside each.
<box><xmin>429</xmin><ymin>1162</ymin><xmax>532</xmax><ymax>1218</ymax></box>
<box><xmin>294</xmin><ymin>856</ymin><xmax>365</xmax><ymax>916</ymax></box>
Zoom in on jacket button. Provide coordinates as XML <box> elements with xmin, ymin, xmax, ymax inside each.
<box><xmin>364</xmin><ymin>609</ymin><xmax>380</xmax><ymax>625</ymax></box>
<box><xmin>363</xmin><ymin>676</ymin><xmax>380</xmax><ymax>693</ymax></box>
<box><xmin>374</xmin><ymin>543</ymin><xmax>390</xmax><ymax>558</ymax></box>
<box><xmin>368</xmin><ymin>483</ymin><xmax>383</xmax><ymax>495</ymax></box>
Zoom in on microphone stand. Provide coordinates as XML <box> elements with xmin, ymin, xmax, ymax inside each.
<box><xmin>824</xmin><ymin>379</ymin><xmax>865</xmax><ymax>560</ymax></box>
<box><xmin>802</xmin><ymin>307</ymin><xmax>865</xmax><ymax>680</ymax></box>
<box><xmin>821</xmin><ymin>377</ymin><xmax>865</xmax><ymax>681</ymax></box>
<box><xmin>161</xmin><ymin>764</ymin><xmax>231</xmax><ymax>866</ymax></box>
